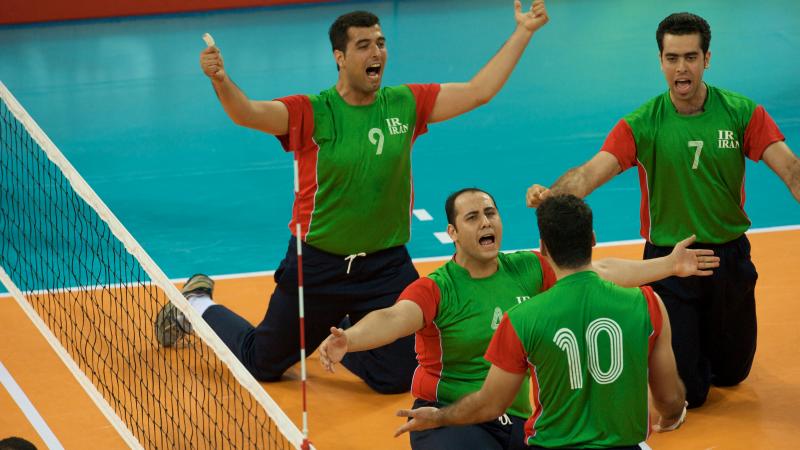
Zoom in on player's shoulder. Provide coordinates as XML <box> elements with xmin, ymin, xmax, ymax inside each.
<box><xmin>624</xmin><ymin>91</ymin><xmax>668</xmax><ymax>126</ymax></box>
<box><xmin>379</xmin><ymin>85</ymin><xmax>416</xmax><ymax>101</ymax></box>
<box><xmin>709</xmin><ymin>85</ymin><xmax>757</xmax><ymax>113</ymax></box>
<box><xmin>499</xmin><ymin>250</ymin><xmax>542</xmax><ymax>273</ymax></box>
<box><xmin>427</xmin><ymin>260</ymin><xmax>456</xmax><ymax>288</ymax></box>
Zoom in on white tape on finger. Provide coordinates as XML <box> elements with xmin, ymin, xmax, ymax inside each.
<box><xmin>202</xmin><ymin>33</ymin><xmax>215</xmax><ymax>47</ymax></box>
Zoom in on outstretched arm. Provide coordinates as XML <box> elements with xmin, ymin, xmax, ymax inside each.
<box><xmin>648</xmin><ymin>294</ymin><xmax>687</xmax><ymax>431</ymax></box>
<box><xmin>318</xmin><ymin>300</ymin><xmax>423</xmax><ymax>373</ymax></box>
<box><xmin>394</xmin><ymin>365</ymin><xmax>524</xmax><ymax>436</ymax></box>
<box><xmin>593</xmin><ymin>235</ymin><xmax>720</xmax><ymax>287</ymax></box>
<box><xmin>428</xmin><ymin>0</ymin><xmax>549</xmax><ymax>123</ymax></box>
<box><xmin>200</xmin><ymin>44</ymin><xmax>289</xmax><ymax>135</ymax></box>
<box><xmin>527</xmin><ymin>151</ymin><xmax>621</xmax><ymax>207</ymax></box>
<box><xmin>762</xmin><ymin>141</ymin><xmax>800</xmax><ymax>202</ymax></box>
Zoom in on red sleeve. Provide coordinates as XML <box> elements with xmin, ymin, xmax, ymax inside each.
<box><xmin>533</xmin><ymin>251</ymin><xmax>557</xmax><ymax>291</ymax></box>
<box><xmin>743</xmin><ymin>105</ymin><xmax>785</xmax><ymax>162</ymax></box>
<box><xmin>600</xmin><ymin>119</ymin><xmax>637</xmax><ymax>170</ymax></box>
<box><xmin>641</xmin><ymin>285</ymin><xmax>662</xmax><ymax>356</ymax></box>
<box><xmin>274</xmin><ymin>95</ymin><xmax>315</xmax><ymax>153</ymax></box>
<box><xmin>406</xmin><ymin>83</ymin><xmax>441</xmax><ymax>142</ymax></box>
<box><xmin>398</xmin><ymin>277</ymin><xmax>441</xmax><ymax>328</ymax></box>
<box><xmin>485</xmin><ymin>314</ymin><xmax>529</xmax><ymax>374</ymax></box>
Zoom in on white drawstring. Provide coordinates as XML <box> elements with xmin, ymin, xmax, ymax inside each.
<box><xmin>498</xmin><ymin>413</ymin><xmax>511</xmax><ymax>426</ymax></box>
<box><xmin>344</xmin><ymin>252</ymin><xmax>367</xmax><ymax>274</ymax></box>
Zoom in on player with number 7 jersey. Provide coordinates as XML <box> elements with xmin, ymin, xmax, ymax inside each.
<box><xmin>602</xmin><ymin>85</ymin><xmax>784</xmax><ymax>246</ymax></box>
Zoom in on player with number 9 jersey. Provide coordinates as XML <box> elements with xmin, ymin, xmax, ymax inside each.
<box><xmin>277</xmin><ymin>84</ymin><xmax>438</xmax><ymax>255</ymax></box>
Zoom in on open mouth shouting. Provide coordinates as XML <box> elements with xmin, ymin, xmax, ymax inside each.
<box><xmin>366</xmin><ymin>62</ymin><xmax>382</xmax><ymax>82</ymax></box>
<box><xmin>674</xmin><ymin>77</ymin><xmax>693</xmax><ymax>95</ymax></box>
<box><xmin>478</xmin><ymin>232</ymin><xmax>496</xmax><ymax>249</ymax></box>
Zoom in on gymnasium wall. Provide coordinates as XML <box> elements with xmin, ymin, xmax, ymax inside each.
<box><xmin>0</xmin><ymin>0</ymin><xmax>335</xmax><ymax>25</ymax></box>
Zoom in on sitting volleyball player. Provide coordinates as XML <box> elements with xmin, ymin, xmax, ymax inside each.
<box><xmin>155</xmin><ymin>0</ymin><xmax>549</xmax><ymax>395</ymax></box>
<box><xmin>318</xmin><ymin>188</ymin><xmax>715</xmax><ymax>449</ymax></box>
<box><xmin>395</xmin><ymin>194</ymin><xmax>688</xmax><ymax>449</ymax></box>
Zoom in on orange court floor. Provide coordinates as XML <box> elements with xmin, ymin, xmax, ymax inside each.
<box><xmin>1</xmin><ymin>230</ymin><xmax>799</xmax><ymax>449</ymax></box>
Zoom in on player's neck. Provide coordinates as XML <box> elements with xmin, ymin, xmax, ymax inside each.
<box><xmin>550</xmin><ymin>261</ymin><xmax>593</xmax><ymax>281</ymax></box>
<box><xmin>336</xmin><ymin>80</ymin><xmax>377</xmax><ymax>105</ymax></box>
<box><xmin>670</xmin><ymin>82</ymin><xmax>708</xmax><ymax>116</ymax></box>
<box><xmin>454</xmin><ymin>253</ymin><xmax>499</xmax><ymax>279</ymax></box>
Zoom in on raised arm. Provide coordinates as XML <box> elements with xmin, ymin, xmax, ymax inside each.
<box><xmin>318</xmin><ymin>300</ymin><xmax>423</xmax><ymax>373</ymax></box>
<box><xmin>762</xmin><ymin>141</ymin><xmax>800</xmax><ymax>202</ymax></box>
<box><xmin>592</xmin><ymin>235</ymin><xmax>720</xmax><ymax>287</ymax></box>
<box><xmin>200</xmin><ymin>45</ymin><xmax>290</xmax><ymax>135</ymax></box>
<box><xmin>428</xmin><ymin>0</ymin><xmax>549</xmax><ymax>124</ymax></box>
<box><xmin>394</xmin><ymin>365</ymin><xmax>525</xmax><ymax>436</ymax></box>
<box><xmin>648</xmin><ymin>294</ymin><xmax>687</xmax><ymax>431</ymax></box>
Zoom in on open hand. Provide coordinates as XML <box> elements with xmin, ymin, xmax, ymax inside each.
<box><xmin>318</xmin><ymin>327</ymin><xmax>348</xmax><ymax>373</ymax></box>
<box><xmin>671</xmin><ymin>235</ymin><xmax>720</xmax><ymax>277</ymax></box>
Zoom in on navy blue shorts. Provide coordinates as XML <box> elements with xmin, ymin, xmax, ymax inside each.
<box><xmin>203</xmin><ymin>236</ymin><xmax>419</xmax><ymax>394</ymax></box>
<box><xmin>408</xmin><ymin>399</ymin><xmax>527</xmax><ymax>450</ymax></box>
<box><xmin>644</xmin><ymin>234</ymin><xmax>758</xmax><ymax>408</ymax></box>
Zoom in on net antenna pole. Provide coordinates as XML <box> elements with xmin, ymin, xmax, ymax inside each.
<box><xmin>292</xmin><ymin>126</ymin><xmax>311</xmax><ymax>450</ymax></box>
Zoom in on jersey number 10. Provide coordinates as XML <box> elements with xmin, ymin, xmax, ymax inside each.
<box><xmin>553</xmin><ymin>318</ymin><xmax>624</xmax><ymax>390</ymax></box>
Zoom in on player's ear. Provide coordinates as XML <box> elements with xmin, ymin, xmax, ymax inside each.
<box><xmin>591</xmin><ymin>231</ymin><xmax>597</xmax><ymax>247</ymax></box>
<box><xmin>447</xmin><ymin>223</ymin><xmax>458</xmax><ymax>243</ymax></box>
<box><xmin>334</xmin><ymin>49</ymin><xmax>345</xmax><ymax>71</ymax></box>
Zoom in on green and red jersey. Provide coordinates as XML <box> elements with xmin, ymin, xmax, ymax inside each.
<box><xmin>486</xmin><ymin>271</ymin><xmax>663</xmax><ymax>448</ymax></box>
<box><xmin>399</xmin><ymin>251</ymin><xmax>556</xmax><ymax>418</ymax></box>
<box><xmin>601</xmin><ymin>85</ymin><xmax>785</xmax><ymax>245</ymax></box>
<box><xmin>276</xmin><ymin>84</ymin><xmax>440</xmax><ymax>255</ymax></box>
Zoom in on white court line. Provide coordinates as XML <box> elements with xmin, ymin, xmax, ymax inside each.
<box><xmin>0</xmin><ymin>361</ymin><xmax>64</xmax><ymax>450</ymax></box>
<box><xmin>433</xmin><ymin>232</ymin><xmax>453</xmax><ymax>244</ymax></box>
<box><xmin>412</xmin><ymin>209</ymin><xmax>434</xmax><ymax>221</ymax></box>
<box><xmin>1</xmin><ymin>224</ymin><xmax>798</xmax><ymax>293</ymax></box>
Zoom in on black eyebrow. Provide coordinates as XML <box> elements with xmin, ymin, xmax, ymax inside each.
<box><xmin>664</xmin><ymin>51</ymin><xmax>699</xmax><ymax>57</ymax></box>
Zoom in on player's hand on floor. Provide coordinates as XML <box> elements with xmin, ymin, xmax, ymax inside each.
<box><xmin>653</xmin><ymin>401</ymin><xmax>688</xmax><ymax>432</ymax></box>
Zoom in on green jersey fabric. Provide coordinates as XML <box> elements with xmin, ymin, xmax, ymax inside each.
<box><xmin>276</xmin><ymin>84</ymin><xmax>439</xmax><ymax>255</ymax></box>
<box><xmin>486</xmin><ymin>271</ymin><xmax>662</xmax><ymax>447</ymax></box>
<box><xmin>602</xmin><ymin>85</ymin><xmax>785</xmax><ymax>245</ymax></box>
<box><xmin>400</xmin><ymin>251</ymin><xmax>555</xmax><ymax>418</ymax></box>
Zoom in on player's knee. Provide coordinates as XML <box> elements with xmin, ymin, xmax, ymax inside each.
<box><xmin>683</xmin><ymin>378</ymin><xmax>710</xmax><ymax>409</ymax></box>
<box><xmin>248</xmin><ymin>360</ymin><xmax>289</xmax><ymax>382</ymax></box>
<box><xmin>365</xmin><ymin>379</ymin><xmax>411</xmax><ymax>395</ymax></box>
<box><xmin>712</xmin><ymin>372</ymin><xmax>749</xmax><ymax>388</ymax></box>
<box><xmin>686</xmin><ymin>391</ymin><xmax>708</xmax><ymax>409</ymax></box>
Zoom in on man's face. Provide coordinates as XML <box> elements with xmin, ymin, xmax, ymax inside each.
<box><xmin>660</xmin><ymin>33</ymin><xmax>710</xmax><ymax>103</ymax></box>
<box><xmin>336</xmin><ymin>25</ymin><xmax>387</xmax><ymax>94</ymax></box>
<box><xmin>448</xmin><ymin>192</ymin><xmax>503</xmax><ymax>264</ymax></box>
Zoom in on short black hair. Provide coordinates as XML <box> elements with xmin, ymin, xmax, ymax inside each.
<box><xmin>329</xmin><ymin>11</ymin><xmax>381</xmax><ymax>53</ymax></box>
<box><xmin>657</xmin><ymin>12</ymin><xmax>711</xmax><ymax>54</ymax></box>
<box><xmin>537</xmin><ymin>194</ymin><xmax>593</xmax><ymax>269</ymax></box>
<box><xmin>0</xmin><ymin>437</ymin><xmax>37</xmax><ymax>450</ymax></box>
<box><xmin>445</xmin><ymin>188</ymin><xmax>497</xmax><ymax>228</ymax></box>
